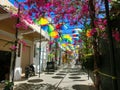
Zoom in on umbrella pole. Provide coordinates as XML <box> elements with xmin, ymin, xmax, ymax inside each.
<box><xmin>39</xmin><ymin>27</ymin><xmax>42</xmax><ymax>77</ymax></box>
<box><xmin>55</xmin><ymin>40</ymin><xmax>58</xmax><ymax>69</ymax></box>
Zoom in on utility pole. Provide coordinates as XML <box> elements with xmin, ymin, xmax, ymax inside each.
<box><xmin>55</xmin><ymin>40</ymin><xmax>58</xmax><ymax>69</ymax></box>
<box><xmin>39</xmin><ymin>26</ymin><xmax>42</xmax><ymax>77</ymax></box>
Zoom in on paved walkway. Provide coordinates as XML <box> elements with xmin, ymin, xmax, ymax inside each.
<box><xmin>14</xmin><ymin>65</ymin><xmax>95</xmax><ymax>90</ymax></box>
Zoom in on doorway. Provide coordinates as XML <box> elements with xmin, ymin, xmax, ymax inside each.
<box><xmin>0</xmin><ymin>50</ymin><xmax>11</xmax><ymax>81</ymax></box>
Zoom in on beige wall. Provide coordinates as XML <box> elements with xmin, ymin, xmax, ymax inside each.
<box><xmin>0</xmin><ymin>34</ymin><xmax>14</xmax><ymax>51</ymax></box>
<box><xmin>21</xmin><ymin>46</ymin><xmax>31</xmax><ymax>73</ymax></box>
<box><xmin>0</xmin><ymin>29</ymin><xmax>35</xmax><ymax>79</ymax></box>
<box><xmin>20</xmin><ymin>39</ymin><xmax>35</xmax><ymax>73</ymax></box>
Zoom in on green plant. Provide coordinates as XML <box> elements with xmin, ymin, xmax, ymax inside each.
<box><xmin>48</xmin><ymin>53</ymin><xmax>55</xmax><ymax>61</ymax></box>
<box><xmin>4</xmin><ymin>80</ymin><xmax>13</xmax><ymax>90</ymax></box>
<box><xmin>81</xmin><ymin>54</ymin><xmax>94</xmax><ymax>70</ymax></box>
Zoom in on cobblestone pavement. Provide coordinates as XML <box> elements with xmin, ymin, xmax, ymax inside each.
<box><xmin>14</xmin><ymin>65</ymin><xmax>95</xmax><ymax>90</ymax></box>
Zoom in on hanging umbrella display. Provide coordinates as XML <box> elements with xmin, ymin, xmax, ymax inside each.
<box><xmin>61</xmin><ymin>43</ymin><xmax>67</xmax><ymax>47</ymax></box>
<box><xmin>57</xmin><ymin>37</ymin><xmax>62</xmax><ymax>43</ymax></box>
<box><xmin>62</xmin><ymin>34</ymin><xmax>72</xmax><ymax>40</ymax></box>
<box><xmin>66</xmin><ymin>46</ymin><xmax>70</xmax><ymax>51</ymax></box>
<box><xmin>72</xmin><ymin>37</ymin><xmax>79</xmax><ymax>41</ymax></box>
<box><xmin>61</xmin><ymin>24</ymin><xmax>68</xmax><ymax>30</ymax></box>
<box><xmin>41</xmin><ymin>25</ymin><xmax>48</xmax><ymax>32</ymax></box>
<box><xmin>40</xmin><ymin>24</ymin><xmax>55</xmax><ymax>34</ymax></box>
<box><xmin>38</xmin><ymin>17</ymin><xmax>49</xmax><ymax>26</ymax></box>
<box><xmin>48</xmin><ymin>24</ymin><xmax>55</xmax><ymax>33</ymax></box>
<box><xmin>55</xmin><ymin>23</ymin><xmax>63</xmax><ymax>29</ymax></box>
<box><xmin>68</xmin><ymin>44</ymin><xmax>74</xmax><ymax>50</ymax></box>
<box><xmin>74</xmin><ymin>28</ymin><xmax>82</xmax><ymax>32</ymax></box>
<box><xmin>49</xmin><ymin>31</ymin><xmax>59</xmax><ymax>38</ymax></box>
<box><xmin>72</xmin><ymin>29</ymin><xmax>80</xmax><ymax>41</ymax></box>
<box><xmin>62</xmin><ymin>34</ymin><xmax>73</xmax><ymax>43</ymax></box>
<box><xmin>33</xmin><ymin>19</ymin><xmax>39</xmax><ymax>24</ymax></box>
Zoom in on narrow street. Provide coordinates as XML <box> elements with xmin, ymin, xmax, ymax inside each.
<box><xmin>14</xmin><ymin>65</ymin><xmax>95</xmax><ymax>90</ymax></box>
<box><xmin>0</xmin><ymin>0</ymin><xmax>119</xmax><ymax>90</ymax></box>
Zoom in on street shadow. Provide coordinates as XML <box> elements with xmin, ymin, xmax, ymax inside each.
<box><xmin>14</xmin><ymin>83</ymin><xmax>63</xmax><ymax>90</ymax></box>
<box><xmin>63</xmin><ymin>68</ymin><xmax>72</xmax><ymax>70</ymax></box>
<box><xmin>71</xmin><ymin>68</ymin><xmax>80</xmax><ymax>70</ymax></box>
<box><xmin>45</xmin><ymin>72</ymin><xmax>54</xmax><ymax>75</ymax></box>
<box><xmin>56</xmin><ymin>73</ymin><xmax>66</xmax><ymax>75</ymax></box>
<box><xmin>73</xmin><ymin>79</ymin><xmax>87</xmax><ymax>81</ymax></box>
<box><xmin>70</xmin><ymin>73</ymin><xmax>80</xmax><ymax>76</ymax></box>
<box><xmin>79</xmin><ymin>72</ymin><xmax>87</xmax><ymax>75</ymax></box>
<box><xmin>69</xmin><ymin>70</ymin><xmax>80</xmax><ymax>73</ymax></box>
<box><xmin>68</xmin><ymin>76</ymin><xmax>81</xmax><ymax>79</ymax></box>
<box><xmin>28</xmin><ymin>79</ymin><xmax>43</xmax><ymax>83</ymax></box>
<box><xmin>72</xmin><ymin>84</ymin><xmax>95</xmax><ymax>90</ymax></box>
<box><xmin>52</xmin><ymin>76</ymin><xmax>64</xmax><ymax>79</ymax></box>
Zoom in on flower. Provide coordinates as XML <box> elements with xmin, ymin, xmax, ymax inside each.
<box><xmin>86</xmin><ymin>28</ymin><xmax>97</xmax><ymax>37</ymax></box>
<box><xmin>18</xmin><ymin>40</ymin><xmax>27</xmax><ymax>46</ymax></box>
<box><xmin>15</xmin><ymin>22</ymin><xmax>28</xmax><ymax>30</ymax></box>
<box><xmin>86</xmin><ymin>30</ymin><xmax>92</xmax><ymax>37</ymax></box>
<box><xmin>112</xmin><ymin>31</ymin><xmax>120</xmax><ymax>42</ymax></box>
<box><xmin>11</xmin><ymin>13</ymin><xmax>19</xmax><ymax>18</ymax></box>
<box><xmin>10</xmin><ymin>45</ymin><xmax>17</xmax><ymax>51</ymax></box>
<box><xmin>90</xmin><ymin>28</ymin><xmax>97</xmax><ymax>35</ymax></box>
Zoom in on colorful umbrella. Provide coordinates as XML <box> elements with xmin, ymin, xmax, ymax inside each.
<box><xmin>57</xmin><ymin>37</ymin><xmax>62</xmax><ymax>42</ymax></box>
<box><xmin>49</xmin><ymin>31</ymin><xmax>59</xmax><ymax>38</ymax></box>
<box><xmin>61</xmin><ymin>43</ymin><xmax>67</xmax><ymax>47</ymax></box>
<box><xmin>61</xmin><ymin>24</ymin><xmax>68</xmax><ymax>30</ymax></box>
<box><xmin>62</xmin><ymin>34</ymin><xmax>72</xmax><ymax>39</ymax></box>
<box><xmin>41</xmin><ymin>25</ymin><xmax>48</xmax><ymax>32</ymax></box>
<box><xmin>38</xmin><ymin>17</ymin><xmax>49</xmax><ymax>26</ymax></box>
<box><xmin>62</xmin><ymin>34</ymin><xmax>73</xmax><ymax>43</ymax></box>
<box><xmin>48</xmin><ymin>24</ymin><xmax>55</xmax><ymax>33</ymax></box>
<box><xmin>55</xmin><ymin>23</ymin><xmax>63</xmax><ymax>29</ymax></box>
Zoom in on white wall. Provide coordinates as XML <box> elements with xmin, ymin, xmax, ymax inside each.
<box><xmin>34</xmin><ymin>41</ymin><xmax>48</xmax><ymax>73</ymax></box>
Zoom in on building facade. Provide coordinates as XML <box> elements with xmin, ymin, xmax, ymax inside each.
<box><xmin>0</xmin><ymin>0</ymin><xmax>49</xmax><ymax>81</ymax></box>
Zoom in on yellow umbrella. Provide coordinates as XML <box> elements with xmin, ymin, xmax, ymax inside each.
<box><xmin>49</xmin><ymin>31</ymin><xmax>59</xmax><ymax>38</ymax></box>
<box><xmin>61</xmin><ymin>43</ymin><xmax>67</xmax><ymax>47</ymax></box>
<box><xmin>38</xmin><ymin>17</ymin><xmax>49</xmax><ymax>26</ymax></box>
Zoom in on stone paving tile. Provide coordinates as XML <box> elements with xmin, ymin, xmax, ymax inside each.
<box><xmin>14</xmin><ymin>65</ymin><xmax>95</xmax><ymax>90</ymax></box>
<box><xmin>14</xmin><ymin>83</ymin><xmax>63</xmax><ymax>90</ymax></box>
